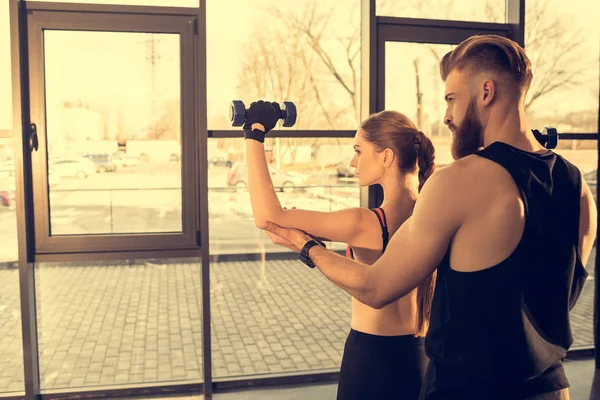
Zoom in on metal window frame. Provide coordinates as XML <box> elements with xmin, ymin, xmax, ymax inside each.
<box><xmin>25</xmin><ymin>3</ymin><xmax>200</xmax><ymax>257</ymax></box>
<box><xmin>10</xmin><ymin>1</ymin><xmax>39</xmax><ymax>398</ymax></box>
<box><xmin>207</xmin><ymin>130</ymin><xmax>357</xmax><ymax>138</ymax></box>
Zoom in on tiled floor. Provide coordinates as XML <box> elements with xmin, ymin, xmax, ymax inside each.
<box><xmin>0</xmin><ymin>259</ymin><xmax>595</xmax><ymax>394</ymax></box>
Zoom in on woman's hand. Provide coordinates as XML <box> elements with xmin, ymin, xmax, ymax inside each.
<box><xmin>243</xmin><ymin>101</ymin><xmax>281</xmax><ymax>134</ymax></box>
<box><xmin>263</xmin><ymin>222</ymin><xmax>312</xmax><ymax>253</ymax></box>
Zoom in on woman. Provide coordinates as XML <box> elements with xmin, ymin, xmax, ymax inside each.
<box><xmin>241</xmin><ymin>101</ymin><xmax>436</xmax><ymax>400</ymax></box>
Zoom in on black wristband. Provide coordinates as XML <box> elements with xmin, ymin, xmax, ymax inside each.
<box><xmin>298</xmin><ymin>239</ymin><xmax>326</xmax><ymax>269</ymax></box>
<box><xmin>244</xmin><ymin>128</ymin><xmax>266</xmax><ymax>143</ymax></box>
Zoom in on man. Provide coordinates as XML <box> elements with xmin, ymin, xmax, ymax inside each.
<box><xmin>262</xmin><ymin>35</ymin><xmax>597</xmax><ymax>399</ymax></box>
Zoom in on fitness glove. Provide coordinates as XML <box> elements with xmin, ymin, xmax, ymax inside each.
<box><xmin>243</xmin><ymin>100</ymin><xmax>281</xmax><ymax>135</ymax></box>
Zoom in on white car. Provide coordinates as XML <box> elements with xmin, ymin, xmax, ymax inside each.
<box><xmin>0</xmin><ymin>160</ymin><xmax>15</xmax><ymax>179</ymax></box>
<box><xmin>113</xmin><ymin>153</ymin><xmax>140</xmax><ymax>168</ymax></box>
<box><xmin>50</xmin><ymin>157</ymin><xmax>97</xmax><ymax>179</ymax></box>
<box><xmin>227</xmin><ymin>163</ymin><xmax>305</xmax><ymax>192</ymax></box>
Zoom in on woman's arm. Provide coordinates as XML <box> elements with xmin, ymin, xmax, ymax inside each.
<box><xmin>246</xmin><ymin>137</ymin><xmax>372</xmax><ymax>245</ymax></box>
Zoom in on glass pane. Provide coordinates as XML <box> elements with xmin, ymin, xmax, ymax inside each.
<box><xmin>209</xmin><ymin>137</ymin><xmax>358</xmax><ymax>378</ymax></box>
<box><xmin>36</xmin><ymin>257</ymin><xmax>203</xmax><ymax>390</ymax></box>
<box><xmin>525</xmin><ymin>0</ymin><xmax>599</xmax><ymax>133</ymax></box>
<box><xmin>43</xmin><ymin>31</ymin><xmax>183</xmax><ymax>235</ymax></box>
<box><xmin>384</xmin><ymin>42</ymin><xmax>455</xmax><ymax>167</ymax></box>
<box><xmin>553</xmin><ymin>141</ymin><xmax>597</xmax><ymax>348</ymax></box>
<box><xmin>207</xmin><ymin>0</ymin><xmax>361</xmax><ymax>130</ymax></box>
<box><xmin>0</xmin><ymin>1</ymin><xmax>11</xmax><ymax>133</ymax></box>
<box><xmin>376</xmin><ymin>0</ymin><xmax>505</xmax><ymax>22</ymax></box>
<box><xmin>0</xmin><ymin>2</ymin><xmax>25</xmax><ymax>395</ymax></box>
<box><xmin>208</xmin><ymin>138</ymin><xmax>358</xmax><ymax>256</ymax></box>
<box><xmin>33</xmin><ymin>0</ymin><xmax>198</xmax><ymax>6</ymax></box>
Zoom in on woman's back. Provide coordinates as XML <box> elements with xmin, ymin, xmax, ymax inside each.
<box><xmin>348</xmin><ymin>198</ymin><xmax>419</xmax><ymax>336</ymax></box>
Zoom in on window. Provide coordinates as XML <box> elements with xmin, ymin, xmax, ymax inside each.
<box><xmin>206</xmin><ymin>0</ymin><xmax>361</xmax><ymax>131</ymax></box>
<box><xmin>208</xmin><ymin>138</ymin><xmax>358</xmax><ymax>256</ymax></box>
<box><xmin>44</xmin><ymin>30</ymin><xmax>183</xmax><ymax>236</ymax></box>
<box><xmin>35</xmin><ymin>257</ymin><xmax>203</xmax><ymax>389</ymax></box>
<box><xmin>0</xmin><ymin>3</ymin><xmax>24</xmax><ymax>396</ymax></box>
<box><xmin>208</xmin><ymin>137</ymin><xmax>359</xmax><ymax>378</ymax></box>
<box><xmin>553</xmin><ymin>142</ymin><xmax>597</xmax><ymax>348</ymax></box>
<box><xmin>0</xmin><ymin>0</ymin><xmax>11</xmax><ymax>133</ymax></box>
<box><xmin>26</xmin><ymin>9</ymin><xmax>199</xmax><ymax>254</ymax></box>
<box><xmin>376</xmin><ymin>0</ymin><xmax>506</xmax><ymax>23</ymax></box>
<box><xmin>525</xmin><ymin>0</ymin><xmax>600</xmax><ymax>133</ymax></box>
<box><xmin>384</xmin><ymin>42</ymin><xmax>455</xmax><ymax>166</ymax></box>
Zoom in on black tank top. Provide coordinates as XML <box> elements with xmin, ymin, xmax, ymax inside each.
<box><xmin>422</xmin><ymin>142</ymin><xmax>588</xmax><ymax>399</ymax></box>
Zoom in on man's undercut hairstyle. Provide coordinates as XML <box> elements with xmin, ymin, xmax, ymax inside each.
<box><xmin>440</xmin><ymin>34</ymin><xmax>533</xmax><ymax>96</ymax></box>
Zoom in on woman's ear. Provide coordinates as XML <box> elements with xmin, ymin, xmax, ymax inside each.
<box><xmin>382</xmin><ymin>148</ymin><xmax>395</xmax><ymax>167</ymax></box>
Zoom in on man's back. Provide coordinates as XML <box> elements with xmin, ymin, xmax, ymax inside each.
<box><xmin>421</xmin><ymin>141</ymin><xmax>592</xmax><ymax>399</ymax></box>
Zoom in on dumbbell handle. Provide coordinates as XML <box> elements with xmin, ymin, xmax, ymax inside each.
<box><xmin>244</xmin><ymin>108</ymin><xmax>287</xmax><ymax>120</ymax></box>
<box><xmin>230</xmin><ymin>100</ymin><xmax>296</xmax><ymax>127</ymax></box>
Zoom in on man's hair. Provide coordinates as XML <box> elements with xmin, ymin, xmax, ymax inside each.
<box><xmin>440</xmin><ymin>35</ymin><xmax>533</xmax><ymax>96</ymax></box>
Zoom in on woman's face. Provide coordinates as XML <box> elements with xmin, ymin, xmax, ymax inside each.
<box><xmin>349</xmin><ymin>129</ymin><xmax>386</xmax><ymax>187</ymax></box>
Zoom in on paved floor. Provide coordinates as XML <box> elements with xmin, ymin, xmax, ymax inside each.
<box><xmin>0</xmin><ymin>258</ymin><xmax>595</xmax><ymax>394</ymax></box>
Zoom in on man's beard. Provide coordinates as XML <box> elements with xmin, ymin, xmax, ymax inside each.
<box><xmin>450</xmin><ymin>98</ymin><xmax>483</xmax><ymax>160</ymax></box>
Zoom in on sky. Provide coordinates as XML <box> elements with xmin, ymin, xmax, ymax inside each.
<box><xmin>0</xmin><ymin>0</ymin><xmax>598</xmax><ymax>132</ymax></box>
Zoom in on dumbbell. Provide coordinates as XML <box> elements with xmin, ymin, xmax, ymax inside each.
<box><xmin>229</xmin><ymin>100</ymin><xmax>297</xmax><ymax>128</ymax></box>
<box><xmin>532</xmin><ymin>127</ymin><xmax>558</xmax><ymax>149</ymax></box>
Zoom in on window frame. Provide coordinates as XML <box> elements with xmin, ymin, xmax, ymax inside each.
<box><xmin>25</xmin><ymin>6</ymin><xmax>201</xmax><ymax>256</ymax></box>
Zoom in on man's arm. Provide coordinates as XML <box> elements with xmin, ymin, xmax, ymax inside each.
<box><xmin>266</xmin><ymin>167</ymin><xmax>464</xmax><ymax>309</ymax></box>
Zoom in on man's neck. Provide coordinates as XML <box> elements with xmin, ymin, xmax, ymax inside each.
<box><xmin>482</xmin><ymin>104</ymin><xmax>545</xmax><ymax>153</ymax></box>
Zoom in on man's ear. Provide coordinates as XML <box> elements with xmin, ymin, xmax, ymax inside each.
<box><xmin>481</xmin><ymin>79</ymin><xmax>496</xmax><ymax>106</ymax></box>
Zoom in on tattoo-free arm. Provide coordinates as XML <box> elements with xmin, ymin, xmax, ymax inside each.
<box><xmin>308</xmin><ymin>169</ymin><xmax>462</xmax><ymax>308</ymax></box>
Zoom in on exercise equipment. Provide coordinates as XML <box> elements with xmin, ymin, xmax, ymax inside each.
<box><xmin>532</xmin><ymin>127</ymin><xmax>558</xmax><ymax>149</ymax></box>
<box><xmin>229</xmin><ymin>100</ymin><xmax>297</xmax><ymax>128</ymax></box>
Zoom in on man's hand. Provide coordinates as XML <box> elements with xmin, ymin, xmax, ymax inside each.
<box><xmin>263</xmin><ymin>221</ymin><xmax>312</xmax><ymax>252</ymax></box>
<box><xmin>243</xmin><ymin>100</ymin><xmax>281</xmax><ymax>134</ymax></box>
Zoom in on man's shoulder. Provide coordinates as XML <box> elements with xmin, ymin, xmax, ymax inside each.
<box><xmin>429</xmin><ymin>155</ymin><xmax>519</xmax><ymax>206</ymax></box>
<box><xmin>434</xmin><ymin>154</ymin><xmax>507</xmax><ymax>185</ymax></box>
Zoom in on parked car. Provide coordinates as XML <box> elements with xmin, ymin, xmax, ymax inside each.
<box><xmin>0</xmin><ymin>160</ymin><xmax>15</xmax><ymax>179</ymax></box>
<box><xmin>50</xmin><ymin>157</ymin><xmax>97</xmax><ymax>179</ymax></box>
<box><xmin>83</xmin><ymin>153</ymin><xmax>118</xmax><ymax>172</ymax></box>
<box><xmin>112</xmin><ymin>152</ymin><xmax>140</xmax><ymax>168</ymax></box>
<box><xmin>336</xmin><ymin>160</ymin><xmax>355</xmax><ymax>177</ymax></box>
<box><xmin>0</xmin><ymin>176</ymin><xmax>15</xmax><ymax>208</ymax></box>
<box><xmin>227</xmin><ymin>163</ymin><xmax>304</xmax><ymax>192</ymax></box>
<box><xmin>0</xmin><ymin>190</ymin><xmax>14</xmax><ymax>207</ymax></box>
<box><xmin>209</xmin><ymin>157</ymin><xmax>233</xmax><ymax>168</ymax></box>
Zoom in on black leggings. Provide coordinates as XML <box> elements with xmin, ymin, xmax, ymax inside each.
<box><xmin>337</xmin><ymin>329</ymin><xmax>429</xmax><ymax>400</ymax></box>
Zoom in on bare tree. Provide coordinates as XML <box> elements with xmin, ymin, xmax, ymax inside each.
<box><xmin>522</xmin><ymin>0</ymin><xmax>596</xmax><ymax>111</ymax></box>
<box><xmin>237</xmin><ymin>0</ymin><xmax>596</xmax><ymax>139</ymax></box>
<box><xmin>237</xmin><ymin>1</ymin><xmax>360</xmax><ymax>129</ymax></box>
<box><xmin>273</xmin><ymin>3</ymin><xmax>361</xmax><ymax>125</ymax></box>
<box><xmin>147</xmin><ymin>99</ymin><xmax>180</xmax><ymax>140</ymax></box>
<box><xmin>378</xmin><ymin>0</ymin><xmax>458</xmax><ymax>20</ymax></box>
<box><xmin>481</xmin><ymin>0</ymin><xmax>596</xmax><ymax>112</ymax></box>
